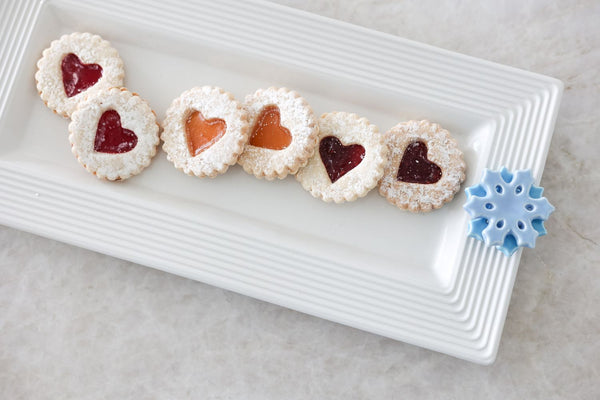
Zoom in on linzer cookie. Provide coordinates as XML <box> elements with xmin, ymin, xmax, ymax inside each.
<box><xmin>69</xmin><ymin>88</ymin><xmax>160</xmax><ymax>181</ymax></box>
<box><xmin>35</xmin><ymin>32</ymin><xmax>124</xmax><ymax>118</ymax></box>
<box><xmin>162</xmin><ymin>87</ymin><xmax>249</xmax><ymax>178</ymax></box>
<box><xmin>297</xmin><ymin>112</ymin><xmax>387</xmax><ymax>203</ymax></box>
<box><xmin>379</xmin><ymin>120</ymin><xmax>465</xmax><ymax>212</ymax></box>
<box><xmin>237</xmin><ymin>87</ymin><xmax>318</xmax><ymax>180</ymax></box>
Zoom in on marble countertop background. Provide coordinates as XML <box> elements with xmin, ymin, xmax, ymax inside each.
<box><xmin>1</xmin><ymin>0</ymin><xmax>599</xmax><ymax>398</ymax></box>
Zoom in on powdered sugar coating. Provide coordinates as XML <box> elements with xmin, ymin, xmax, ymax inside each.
<box><xmin>238</xmin><ymin>87</ymin><xmax>318</xmax><ymax>180</ymax></box>
<box><xmin>35</xmin><ymin>32</ymin><xmax>124</xmax><ymax>118</ymax></box>
<box><xmin>162</xmin><ymin>87</ymin><xmax>249</xmax><ymax>178</ymax></box>
<box><xmin>379</xmin><ymin>120</ymin><xmax>466</xmax><ymax>212</ymax></box>
<box><xmin>69</xmin><ymin>88</ymin><xmax>160</xmax><ymax>181</ymax></box>
<box><xmin>297</xmin><ymin>112</ymin><xmax>387</xmax><ymax>203</ymax></box>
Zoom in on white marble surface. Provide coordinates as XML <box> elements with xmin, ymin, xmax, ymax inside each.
<box><xmin>1</xmin><ymin>0</ymin><xmax>599</xmax><ymax>398</ymax></box>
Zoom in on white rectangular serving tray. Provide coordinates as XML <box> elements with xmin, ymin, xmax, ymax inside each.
<box><xmin>0</xmin><ymin>0</ymin><xmax>562</xmax><ymax>364</ymax></box>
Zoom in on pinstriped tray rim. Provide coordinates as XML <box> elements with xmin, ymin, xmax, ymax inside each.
<box><xmin>0</xmin><ymin>0</ymin><xmax>562</xmax><ymax>364</ymax></box>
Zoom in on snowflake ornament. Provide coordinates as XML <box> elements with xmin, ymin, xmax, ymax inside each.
<box><xmin>463</xmin><ymin>167</ymin><xmax>554</xmax><ymax>256</ymax></box>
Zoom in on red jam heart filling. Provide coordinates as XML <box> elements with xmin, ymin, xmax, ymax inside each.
<box><xmin>319</xmin><ymin>136</ymin><xmax>365</xmax><ymax>183</ymax></box>
<box><xmin>396</xmin><ymin>141</ymin><xmax>442</xmax><ymax>184</ymax></box>
<box><xmin>94</xmin><ymin>110</ymin><xmax>138</xmax><ymax>154</ymax></box>
<box><xmin>61</xmin><ymin>53</ymin><xmax>103</xmax><ymax>98</ymax></box>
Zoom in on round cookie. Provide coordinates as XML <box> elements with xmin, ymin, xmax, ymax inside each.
<box><xmin>379</xmin><ymin>120</ymin><xmax>466</xmax><ymax>212</ymax></box>
<box><xmin>162</xmin><ymin>86</ymin><xmax>249</xmax><ymax>178</ymax></box>
<box><xmin>297</xmin><ymin>112</ymin><xmax>387</xmax><ymax>203</ymax></box>
<box><xmin>36</xmin><ymin>32</ymin><xmax>124</xmax><ymax>118</ymax></box>
<box><xmin>238</xmin><ymin>87</ymin><xmax>318</xmax><ymax>180</ymax></box>
<box><xmin>69</xmin><ymin>88</ymin><xmax>160</xmax><ymax>181</ymax></box>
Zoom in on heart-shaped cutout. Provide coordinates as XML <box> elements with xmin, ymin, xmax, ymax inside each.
<box><xmin>396</xmin><ymin>141</ymin><xmax>442</xmax><ymax>184</ymax></box>
<box><xmin>249</xmin><ymin>105</ymin><xmax>292</xmax><ymax>150</ymax></box>
<box><xmin>319</xmin><ymin>136</ymin><xmax>365</xmax><ymax>183</ymax></box>
<box><xmin>94</xmin><ymin>110</ymin><xmax>138</xmax><ymax>154</ymax></box>
<box><xmin>185</xmin><ymin>111</ymin><xmax>227</xmax><ymax>156</ymax></box>
<box><xmin>61</xmin><ymin>53</ymin><xmax>103</xmax><ymax>98</ymax></box>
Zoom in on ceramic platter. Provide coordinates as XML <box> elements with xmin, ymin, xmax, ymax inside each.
<box><xmin>0</xmin><ymin>0</ymin><xmax>562</xmax><ymax>364</ymax></box>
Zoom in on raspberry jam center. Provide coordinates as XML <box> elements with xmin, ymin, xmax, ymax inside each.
<box><xmin>319</xmin><ymin>136</ymin><xmax>365</xmax><ymax>183</ymax></box>
<box><xmin>249</xmin><ymin>105</ymin><xmax>292</xmax><ymax>150</ymax></box>
<box><xmin>94</xmin><ymin>110</ymin><xmax>138</xmax><ymax>154</ymax></box>
<box><xmin>185</xmin><ymin>111</ymin><xmax>227</xmax><ymax>156</ymax></box>
<box><xmin>396</xmin><ymin>141</ymin><xmax>442</xmax><ymax>184</ymax></box>
<box><xmin>61</xmin><ymin>53</ymin><xmax>103</xmax><ymax>98</ymax></box>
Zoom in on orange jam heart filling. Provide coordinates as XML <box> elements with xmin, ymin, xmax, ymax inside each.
<box><xmin>249</xmin><ymin>104</ymin><xmax>292</xmax><ymax>150</ymax></box>
<box><xmin>185</xmin><ymin>111</ymin><xmax>227</xmax><ymax>156</ymax></box>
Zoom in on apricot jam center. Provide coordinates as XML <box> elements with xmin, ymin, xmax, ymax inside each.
<box><xmin>249</xmin><ymin>105</ymin><xmax>292</xmax><ymax>150</ymax></box>
<box><xmin>185</xmin><ymin>111</ymin><xmax>227</xmax><ymax>156</ymax></box>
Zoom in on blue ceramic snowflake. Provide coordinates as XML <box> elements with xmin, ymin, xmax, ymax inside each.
<box><xmin>463</xmin><ymin>167</ymin><xmax>554</xmax><ymax>256</ymax></box>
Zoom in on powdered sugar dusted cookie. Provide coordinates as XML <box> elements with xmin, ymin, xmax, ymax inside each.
<box><xmin>162</xmin><ymin>87</ymin><xmax>249</xmax><ymax>178</ymax></box>
<box><xmin>379</xmin><ymin>120</ymin><xmax>466</xmax><ymax>212</ymax></box>
<box><xmin>297</xmin><ymin>112</ymin><xmax>387</xmax><ymax>203</ymax></box>
<box><xmin>35</xmin><ymin>32</ymin><xmax>124</xmax><ymax>118</ymax></box>
<box><xmin>69</xmin><ymin>88</ymin><xmax>160</xmax><ymax>181</ymax></box>
<box><xmin>238</xmin><ymin>87</ymin><xmax>318</xmax><ymax>180</ymax></box>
